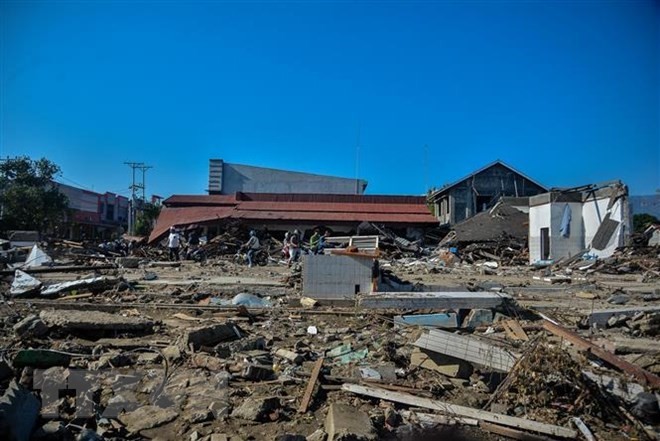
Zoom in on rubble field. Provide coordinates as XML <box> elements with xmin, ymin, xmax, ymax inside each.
<box><xmin>1</xmin><ymin>242</ymin><xmax>659</xmax><ymax>441</ymax></box>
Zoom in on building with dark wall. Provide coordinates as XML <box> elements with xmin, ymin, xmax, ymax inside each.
<box><xmin>208</xmin><ymin>159</ymin><xmax>367</xmax><ymax>195</ymax></box>
<box><xmin>428</xmin><ymin>160</ymin><xmax>547</xmax><ymax>225</ymax></box>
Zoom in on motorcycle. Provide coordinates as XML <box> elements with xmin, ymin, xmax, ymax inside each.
<box><xmin>233</xmin><ymin>247</ymin><xmax>269</xmax><ymax>266</ymax></box>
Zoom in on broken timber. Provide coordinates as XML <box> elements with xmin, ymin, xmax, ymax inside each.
<box><xmin>359</xmin><ymin>292</ymin><xmax>510</xmax><ymax>310</ymax></box>
<box><xmin>479</xmin><ymin>422</ymin><xmax>555</xmax><ymax>441</ymax></box>
<box><xmin>299</xmin><ymin>357</ymin><xmax>324</xmax><ymax>413</ymax></box>
<box><xmin>501</xmin><ymin>320</ymin><xmax>529</xmax><ymax>341</ymax></box>
<box><xmin>542</xmin><ymin>320</ymin><xmax>660</xmax><ymax>388</ymax></box>
<box><xmin>341</xmin><ymin>384</ymin><xmax>577</xmax><ymax>439</ymax></box>
<box><xmin>414</xmin><ymin>329</ymin><xmax>517</xmax><ymax>372</ymax></box>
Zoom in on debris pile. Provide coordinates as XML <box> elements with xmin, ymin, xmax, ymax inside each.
<box><xmin>0</xmin><ymin>231</ymin><xmax>659</xmax><ymax>441</ymax></box>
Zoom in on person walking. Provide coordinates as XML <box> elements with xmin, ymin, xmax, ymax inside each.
<box><xmin>167</xmin><ymin>227</ymin><xmax>181</xmax><ymax>261</ymax></box>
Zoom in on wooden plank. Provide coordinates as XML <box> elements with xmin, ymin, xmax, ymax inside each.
<box><xmin>542</xmin><ymin>320</ymin><xmax>660</xmax><ymax>388</ymax></box>
<box><xmin>341</xmin><ymin>384</ymin><xmax>577</xmax><ymax>439</ymax></box>
<box><xmin>360</xmin><ymin>292</ymin><xmax>510</xmax><ymax>310</ymax></box>
<box><xmin>501</xmin><ymin>320</ymin><xmax>529</xmax><ymax>341</ymax></box>
<box><xmin>414</xmin><ymin>329</ymin><xmax>517</xmax><ymax>372</ymax></box>
<box><xmin>570</xmin><ymin>417</ymin><xmax>595</xmax><ymax>441</ymax></box>
<box><xmin>480</xmin><ymin>422</ymin><xmax>555</xmax><ymax>441</ymax></box>
<box><xmin>400</xmin><ymin>410</ymin><xmax>479</xmax><ymax>427</ymax></box>
<box><xmin>298</xmin><ymin>357</ymin><xmax>324</xmax><ymax>413</ymax></box>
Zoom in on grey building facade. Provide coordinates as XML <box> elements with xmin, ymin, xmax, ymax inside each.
<box><xmin>428</xmin><ymin>160</ymin><xmax>547</xmax><ymax>225</ymax></box>
<box><xmin>208</xmin><ymin>159</ymin><xmax>367</xmax><ymax>195</ymax></box>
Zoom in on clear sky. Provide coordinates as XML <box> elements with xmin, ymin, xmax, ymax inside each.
<box><xmin>1</xmin><ymin>1</ymin><xmax>658</xmax><ymax>198</ymax></box>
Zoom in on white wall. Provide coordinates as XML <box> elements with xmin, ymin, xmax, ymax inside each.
<box><xmin>529</xmin><ymin>192</ymin><xmax>630</xmax><ymax>263</ymax></box>
<box><xmin>549</xmin><ymin>202</ymin><xmax>584</xmax><ymax>261</ymax></box>
<box><xmin>529</xmin><ymin>203</ymin><xmax>552</xmax><ymax>263</ymax></box>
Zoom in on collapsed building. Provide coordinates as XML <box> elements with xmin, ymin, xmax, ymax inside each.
<box><xmin>529</xmin><ymin>181</ymin><xmax>631</xmax><ymax>263</ymax></box>
<box><xmin>148</xmin><ymin>192</ymin><xmax>438</xmax><ymax>244</ymax></box>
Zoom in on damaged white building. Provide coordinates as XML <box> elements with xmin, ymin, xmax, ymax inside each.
<box><xmin>528</xmin><ymin>181</ymin><xmax>631</xmax><ymax>263</ymax></box>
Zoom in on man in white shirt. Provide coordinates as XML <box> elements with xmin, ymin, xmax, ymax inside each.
<box><xmin>168</xmin><ymin>227</ymin><xmax>181</xmax><ymax>261</ymax></box>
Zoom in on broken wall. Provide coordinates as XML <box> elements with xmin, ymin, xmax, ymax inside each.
<box><xmin>583</xmin><ymin>193</ymin><xmax>628</xmax><ymax>257</ymax></box>
<box><xmin>302</xmin><ymin>254</ymin><xmax>373</xmax><ymax>300</ymax></box>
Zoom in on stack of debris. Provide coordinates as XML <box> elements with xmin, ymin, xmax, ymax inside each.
<box><xmin>437</xmin><ymin>201</ymin><xmax>529</xmax><ymax>265</ymax></box>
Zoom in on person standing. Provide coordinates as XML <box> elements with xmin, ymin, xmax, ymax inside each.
<box><xmin>168</xmin><ymin>227</ymin><xmax>181</xmax><ymax>261</ymax></box>
<box><xmin>245</xmin><ymin>230</ymin><xmax>261</xmax><ymax>267</ymax></box>
<box><xmin>288</xmin><ymin>229</ymin><xmax>301</xmax><ymax>265</ymax></box>
<box><xmin>309</xmin><ymin>229</ymin><xmax>321</xmax><ymax>254</ymax></box>
<box><xmin>282</xmin><ymin>231</ymin><xmax>291</xmax><ymax>260</ymax></box>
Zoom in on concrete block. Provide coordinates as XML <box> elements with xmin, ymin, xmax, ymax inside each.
<box><xmin>39</xmin><ymin>310</ymin><xmax>154</xmax><ymax>333</ymax></box>
<box><xmin>325</xmin><ymin>403</ymin><xmax>376</xmax><ymax>441</ymax></box>
<box><xmin>462</xmin><ymin>309</ymin><xmax>494</xmax><ymax>329</ymax></box>
<box><xmin>410</xmin><ymin>347</ymin><xmax>472</xmax><ymax>378</ymax></box>
<box><xmin>117</xmin><ymin>257</ymin><xmax>141</xmax><ymax>268</ymax></box>
<box><xmin>182</xmin><ymin>323</ymin><xmax>241</xmax><ymax>350</ymax></box>
<box><xmin>394</xmin><ymin>312</ymin><xmax>458</xmax><ymax>328</ymax></box>
<box><xmin>231</xmin><ymin>396</ymin><xmax>280</xmax><ymax>422</ymax></box>
<box><xmin>118</xmin><ymin>405</ymin><xmax>179</xmax><ymax>433</ymax></box>
<box><xmin>13</xmin><ymin>315</ymin><xmax>49</xmax><ymax>338</ymax></box>
<box><xmin>275</xmin><ymin>349</ymin><xmax>303</xmax><ymax>364</ymax></box>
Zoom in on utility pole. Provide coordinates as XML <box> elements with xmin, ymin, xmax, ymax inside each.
<box><xmin>355</xmin><ymin>124</ymin><xmax>361</xmax><ymax>195</ymax></box>
<box><xmin>139</xmin><ymin>164</ymin><xmax>153</xmax><ymax>201</ymax></box>
<box><xmin>124</xmin><ymin>162</ymin><xmax>152</xmax><ymax>234</ymax></box>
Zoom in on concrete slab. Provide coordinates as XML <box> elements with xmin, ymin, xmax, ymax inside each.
<box><xmin>414</xmin><ymin>329</ymin><xmax>517</xmax><ymax>372</ymax></box>
<box><xmin>588</xmin><ymin>306</ymin><xmax>660</xmax><ymax>327</ymax></box>
<box><xmin>410</xmin><ymin>347</ymin><xmax>472</xmax><ymax>378</ymax></box>
<box><xmin>360</xmin><ymin>291</ymin><xmax>510</xmax><ymax>310</ymax></box>
<box><xmin>39</xmin><ymin>310</ymin><xmax>154</xmax><ymax>332</ymax></box>
<box><xmin>324</xmin><ymin>403</ymin><xmax>376</xmax><ymax>441</ymax></box>
<box><xmin>394</xmin><ymin>312</ymin><xmax>458</xmax><ymax>328</ymax></box>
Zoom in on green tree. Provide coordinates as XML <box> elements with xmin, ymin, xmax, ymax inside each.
<box><xmin>633</xmin><ymin>213</ymin><xmax>659</xmax><ymax>233</ymax></box>
<box><xmin>134</xmin><ymin>202</ymin><xmax>162</xmax><ymax>236</ymax></box>
<box><xmin>0</xmin><ymin>156</ymin><xmax>69</xmax><ymax>233</ymax></box>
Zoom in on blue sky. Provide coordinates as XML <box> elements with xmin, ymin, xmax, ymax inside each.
<box><xmin>1</xmin><ymin>0</ymin><xmax>658</xmax><ymax>198</ymax></box>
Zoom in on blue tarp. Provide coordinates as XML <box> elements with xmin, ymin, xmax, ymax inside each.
<box><xmin>560</xmin><ymin>204</ymin><xmax>572</xmax><ymax>238</ymax></box>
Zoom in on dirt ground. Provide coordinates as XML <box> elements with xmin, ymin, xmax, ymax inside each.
<box><xmin>1</xmin><ymin>253</ymin><xmax>659</xmax><ymax>441</ymax></box>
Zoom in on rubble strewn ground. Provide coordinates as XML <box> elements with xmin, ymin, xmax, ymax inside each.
<box><xmin>0</xmin><ymin>239</ymin><xmax>659</xmax><ymax>441</ymax></box>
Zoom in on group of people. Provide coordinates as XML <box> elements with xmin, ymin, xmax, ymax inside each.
<box><xmin>167</xmin><ymin>227</ymin><xmax>202</xmax><ymax>261</ymax></box>
<box><xmin>282</xmin><ymin>228</ymin><xmax>330</xmax><ymax>265</ymax></box>
<box><xmin>167</xmin><ymin>226</ymin><xmax>331</xmax><ymax>267</ymax></box>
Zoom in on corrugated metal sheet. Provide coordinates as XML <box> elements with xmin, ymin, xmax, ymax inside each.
<box><xmin>237</xmin><ymin>201</ymin><xmax>431</xmax><ymax>214</ymax></box>
<box><xmin>148</xmin><ymin>206</ymin><xmax>235</xmax><ymax>243</ymax></box>
<box><xmin>165</xmin><ymin>193</ymin><xmax>427</xmax><ymax>206</ymax></box>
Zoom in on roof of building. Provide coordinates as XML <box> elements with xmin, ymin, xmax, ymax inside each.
<box><xmin>149</xmin><ymin>192</ymin><xmax>437</xmax><ymax>243</ymax></box>
<box><xmin>429</xmin><ymin>160</ymin><xmax>548</xmax><ymax>199</ymax></box>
